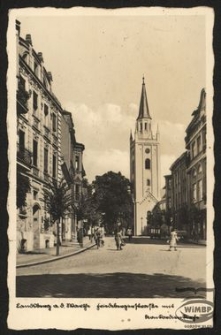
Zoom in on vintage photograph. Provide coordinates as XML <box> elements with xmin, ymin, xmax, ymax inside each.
<box><xmin>7</xmin><ymin>7</ymin><xmax>214</xmax><ymax>330</ymax></box>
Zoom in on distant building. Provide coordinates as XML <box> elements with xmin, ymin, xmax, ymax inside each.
<box><xmin>185</xmin><ymin>89</ymin><xmax>207</xmax><ymax>240</ymax></box>
<box><xmin>130</xmin><ymin>78</ymin><xmax>161</xmax><ymax>235</ymax></box>
<box><xmin>164</xmin><ymin>175</ymin><xmax>173</xmax><ymax>227</ymax></box>
<box><xmin>170</xmin><ymin>152</ymin><xmax>189</xmax><ymax>232</ymax></box>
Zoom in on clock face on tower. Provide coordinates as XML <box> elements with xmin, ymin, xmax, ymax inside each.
<box><xmin>145</xmin><ymin>148</ymin><xmax>150</xmax><ymax>154</ymax></box>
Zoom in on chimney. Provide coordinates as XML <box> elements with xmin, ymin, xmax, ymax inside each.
<box><xmin>38</xmin><ymin>52</ymin><xmax>44</xmax><ymax>62</ymax></box>
<box><xmin>25</xmin><ymin>34</ymin><xmax>32</xmax><ymax>46</ymax></box>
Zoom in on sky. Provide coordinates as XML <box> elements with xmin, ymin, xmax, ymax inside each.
<box><xmin>16</xmin><ymin>8</ymin><xmax>207</xmax><ymax>187</ymax></box>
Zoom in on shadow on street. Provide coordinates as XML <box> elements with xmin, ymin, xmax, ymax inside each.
<box><xmin>16</xmin><ymin>272</ymin><xmax>206</xmax><ymax>298</ymax></box>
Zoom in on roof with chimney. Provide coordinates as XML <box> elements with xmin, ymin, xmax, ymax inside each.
<box><xmin>137</xmin><ymin>77</ymin><xmax>151</xmax><ymax>120</ymax></box>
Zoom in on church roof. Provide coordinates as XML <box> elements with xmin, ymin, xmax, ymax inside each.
<box><xmin>137</xmin><ymin>77</ymin><xmax>151</xmax><ymax>120</ymax></box>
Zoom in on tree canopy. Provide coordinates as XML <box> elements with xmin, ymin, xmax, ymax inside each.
<box><xmin>88</xmin><ymin>171</ymin><xmax>133</xmax><ymax>232</ymax></box>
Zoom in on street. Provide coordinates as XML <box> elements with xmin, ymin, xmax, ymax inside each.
<box><xmin>16</xmin><ymin>237</ymin><xmax>206</xmax><ymax>298</ymax></box>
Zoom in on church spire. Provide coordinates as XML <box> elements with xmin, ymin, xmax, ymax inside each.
<box><xmin>137</xmin><ymin>77</ymin><xmax>151</xmax><ymax>120</ymax></box>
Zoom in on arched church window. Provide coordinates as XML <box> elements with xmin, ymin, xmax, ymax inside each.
<box><xmin>145</xmin><ymin>158</ymin><xmax>150</xmax><ymax>169</ymax></box>
<box><xmin>147</xmin><ymin>179</ymin><xmax>150</xmax><ymax>186</ymax></box>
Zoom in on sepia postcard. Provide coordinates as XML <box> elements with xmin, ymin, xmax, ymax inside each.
<box><xmin>7</xmin><ymin>6</ymin><xmax>214</xmax><ymax>330</ymax></box>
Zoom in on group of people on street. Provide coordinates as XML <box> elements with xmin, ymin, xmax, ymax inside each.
<box><xmin>87</xmin><ymin>221</ymin><xmax>179</xmax><ymax>251</ymax></box>
<box><xmin>86</xmin><ymin>220</ymin><xmax>133</xmax><ymax>251</ymax></box>
<box><xmin>87</xmin><ymin>223</ymin><xmax>105</xmax><ymax>248</ymax></box>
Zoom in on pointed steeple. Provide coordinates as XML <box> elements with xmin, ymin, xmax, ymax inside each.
<box><xmin>137</xmin><ymin>77</ymin><xmax>151</xmax><ymax>120</ymax></box>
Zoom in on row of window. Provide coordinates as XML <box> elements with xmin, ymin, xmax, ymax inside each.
<box><xmin>23</xmin><ymin>52</ymin><xmax>50</xmax><ymax>90</ymax></box>
<box><xmin>18</xmin><ymin>130</ymin><xmax>57</xmax><ymax>178</ymax></box>
<box><xmin>33</xmin><ymin>140</ymin><xmax>57</xmax><ymax>178</ymax></box>
<box><xmin>19</xmin><ymin>76</ymin><xmax>58</xmax><ymax>132</ymax></box>
<box><xmin>138</xmin><ymin>122</ymin><xmax>151</xmax><ymax>132</ymax></box>
<box><xmin>191</xmin><ymin>131</ymin><xmax>206</xmax><ymax>159</ymax></box>
<box><xmin>33</xmin><ymin>91</ymin><xmax>57</xmax><ymax>132</ymax></box>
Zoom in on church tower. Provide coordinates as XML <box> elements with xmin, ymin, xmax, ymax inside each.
<box><xmin>130</xmin><ymin>77</ymin><xmax>161</xmax><ymax>235</ymax></box>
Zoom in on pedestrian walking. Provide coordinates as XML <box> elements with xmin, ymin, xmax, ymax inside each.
<box><xmin>99</xmin><ymin>224</ymin><xmax>105</xmax><ymax>246</ymax></box>
<box><xmin>127</xmin><ymin>227</ymin><xmax>133</xmax><ymax>242</ymax></box>
<box><xmin>168</xmin><ymin>229</ymin><xmax>178</xmax><ymax>251</ymax></box>
<box><xmin>114</xmin><ymin>220</ymin><xmax>123</xmax><ymax>251</ymax></box>
<box><xmin>93</xmin><ymin>224</ymin><xmax>99</xmax><ymax>244</ymax></box>
<box><xmin>94</xmin><ymin>222</ymin><xmax>105</xmax><ymax>249</ymax></box>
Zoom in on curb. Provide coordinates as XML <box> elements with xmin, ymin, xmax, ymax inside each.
<box><xmin>16</xmin><ymin>243</ymin><xmax>96</xmax><ymax>268</ymax></box>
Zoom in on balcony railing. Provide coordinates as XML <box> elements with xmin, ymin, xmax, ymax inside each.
<box><xmin>17</xmin><ymin>145</ymin><xmax>32</xmax><ymax>166</ymax></box>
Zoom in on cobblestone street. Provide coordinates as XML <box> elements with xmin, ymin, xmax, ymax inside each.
<box><xmin>16</xmin><ymin>237</ymin><xmax>206</xmax><ymax>298</ymax></box>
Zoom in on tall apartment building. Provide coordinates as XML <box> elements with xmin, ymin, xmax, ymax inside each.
<box><xmin>61</xmin><ymin>111</ymin><xmax>85</xmax><ymax>241</ymax></box>
<box><xmin>16</xmin><ymin>21</ymin><xmax>63</xmax><ymax>251</ymax></box>
<box><xmin>163</xmin><ymin>89</ymin><xmax>207</xmax><ymax>241</ymax></box>
<box><xmin>185</xmin><ymin>89</ymin><xmax>207</xmax><ymax>240</ymax></box>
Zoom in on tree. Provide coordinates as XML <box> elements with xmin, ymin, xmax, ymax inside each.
<box><xmin>91</xmin><ymin>171</ymin><xmax>133</xmax><ymax>233</ymax></box>
<box><xmin>77</xmin><ymin>179</ymin><xmax>101</xmax><ymax>229</ymax></box>
<box><xmin>17</xmin><ymin>171</ymin><xmax>30</xmax><ymax>209</ymax></box>
<box><xmin>43</xmin><ymin>178</ymin><xmax>72</xmax><ymax>255</ymax></box>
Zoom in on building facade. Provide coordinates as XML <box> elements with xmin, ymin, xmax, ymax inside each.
<box><xmin>130</xmin><ymin>78</ymin><xmax>161</xmax><ymax>235</ymax></box>
<box><xmin>185</xmin><ymin>89</ymin><xmax>207</xmax><ymax>240</ymax></box>
<box><xmin>61</xmin><ymin>111</ymin><xmax>85</xmax><ymax>241</ymax></box>
<box><xmin>16</xmin><ymin>21</ymin><xmax>63</xmax><ymax>252</ymax></box>
<box><xmin>164</xmin><ymin>174</ymin><xmax>173</xmax><ymax>227</ymax></box>
<box><xmin>170</xmin><ymin>152</ymin><xmax>189</xmax><ymax>232</ymax></box>
<box><xmin>163</xmin><ymin>89</ymin><xmax>207</xmax><ymax>242</ymax></box>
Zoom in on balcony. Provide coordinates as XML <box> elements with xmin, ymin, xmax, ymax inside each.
<box><xmin>17</xmin><ymin>85</ymin><xmax>30</xmax><ymax>114</ymax></box>
<box><xmin>17</xmin><ymin>145</ymin><xmax>32</xmax><ymax>167</ymax></box>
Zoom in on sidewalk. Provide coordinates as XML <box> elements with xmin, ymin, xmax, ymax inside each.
<box><xmin>17</xmin><ymin>239</ymin><xmax>95</xmax><ymax>268</ymax></box>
